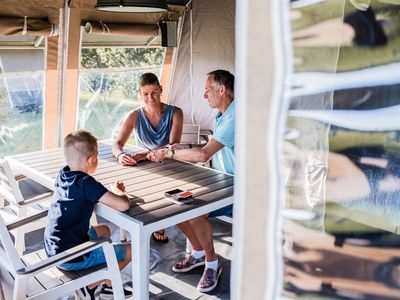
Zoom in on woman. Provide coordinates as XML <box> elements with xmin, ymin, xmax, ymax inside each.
<box><xmin>112</xmin><ymin>72</ymin><xmax>183</xmax><ymax>243</ymax></box>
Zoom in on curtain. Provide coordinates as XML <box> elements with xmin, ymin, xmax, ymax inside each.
<box><xmin>0</xmin><ymin>16</ymin><xmax>58</xmax><ymax>36</ymax></box>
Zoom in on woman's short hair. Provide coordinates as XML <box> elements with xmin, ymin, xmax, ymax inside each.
<box><xmin>139</xmin><ymin>73</ymin><xmax>160</xmax><ymax>87</ymax></box>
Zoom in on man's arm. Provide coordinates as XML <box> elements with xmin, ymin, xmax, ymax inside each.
<box><xmin>147</xmin><ymin>139</ymin><xmax>224</xmax><ymax>163</ymax></box>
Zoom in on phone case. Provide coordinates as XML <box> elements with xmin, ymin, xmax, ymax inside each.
<box><xmin>172</xmin><ymin>191</ymin><xmax>193</xmax><ymax>199</ymax></box>
<box><xmin>165</xmin><ymin>196</ymin><xmax>194</xmax><ymax>205</ymax></box>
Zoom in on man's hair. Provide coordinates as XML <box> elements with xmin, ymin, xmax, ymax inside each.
<box><xmin>139</xmin><ymin>72</ymin><xmax>160</xmax><ymax>87</ymax></box>
<box><xmin>207</xmin><ymin>69</ymin><xmax>234</xmax><ymax>93</ymax></box>
<box><xmin>63</xmin><ymin>130</ymin><xmax>97</xmax><ymax>165</ymax></box>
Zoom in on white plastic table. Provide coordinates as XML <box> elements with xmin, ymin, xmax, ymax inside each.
<box><xmin>6</xmin><ymin>141</ymin><xmax>234</xmax><ymax>300</ymax></box>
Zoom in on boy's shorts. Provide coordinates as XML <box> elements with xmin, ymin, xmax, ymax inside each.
<box><xmin>58</xmin><ymin>226</ymin><xmax>126</xmax><ymax>271</ymax></box>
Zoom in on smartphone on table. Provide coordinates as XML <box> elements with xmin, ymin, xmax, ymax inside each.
<box><xmin>164</xmin><ymin>189</ymin><xmax>194</xmax><ymax>205</ymax></box>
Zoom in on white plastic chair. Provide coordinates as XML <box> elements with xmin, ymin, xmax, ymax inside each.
<box><xmin>0</xmin><ymin>159</ymin><xmax>53</xmax><ymax>254</ymax></box>
<box><xmin>181</xmin><ymin>124</ymin><xmax>213</xmax><ymax>168</ymax></box>
<box><xmin>181</xmin><ymin>124</ymin><xmax>201</xmax><ymax>144</ymax></box>
<box><xmin>0</xmin><ymin>211</ymin><xmax>124</xmax><ymax>300</ymax></box>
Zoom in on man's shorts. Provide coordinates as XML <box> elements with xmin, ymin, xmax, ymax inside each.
<box><xmin>209</xmin><ymin>204</ymin><xmax>233</xmax><ymax>218</ymax></box>
<box><xmin>58</xmin><ymin>226</ymin><xmax>126</xmax><ymax>271</ymax></box>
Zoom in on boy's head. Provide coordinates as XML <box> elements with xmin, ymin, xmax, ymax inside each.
<box><xmin>64</xmin><ymin>130</ymin><xmax>98</xmax><ymax>173</ymax></box>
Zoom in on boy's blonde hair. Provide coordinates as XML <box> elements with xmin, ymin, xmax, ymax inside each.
<box><xmin>63</xmin><ymin>130</ymin><xmax>97</xmax><ymax>166</ymax></box>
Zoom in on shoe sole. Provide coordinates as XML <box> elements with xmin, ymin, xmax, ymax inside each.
<box><xmin>74</xmin><ymin>291</ymin><xmax>87</xmax><ymax>300</ymax></box>
<box><xmin>99</xmin><ymin>287</ymin><xmax>133</xmax><ymax>299</ymax></box>
<box><xmin>197</xmin><ymin>266</ymin><xmax>223</xmax><ymax>293</ymax></box>
<box><xmin>99</xmin><ymin>293</ymin><xmax>132</xmax><ymax>300</ymax></box>
<box><xmin>75</xmin><ymin>288</ymin><xmax>94</xmax><ymax>300</ymax></box>
<box><xmin>172</xmin><ymin>261</ymin><xmax>205</xmax><ymax>273</ymax></box>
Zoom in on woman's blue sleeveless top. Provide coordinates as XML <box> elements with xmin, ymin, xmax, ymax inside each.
<box><xmin>134</xmin><ymin>105</ymin><xmax>175</xmax><ymax>150</ymax></box>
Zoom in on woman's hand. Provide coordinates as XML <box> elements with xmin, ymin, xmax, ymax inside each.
<box><xmin>132</xmin><ymin>151</ymin><xmax>149</xmax><ymax>162</ymax></box>
<box><xmin>118</xmin><ymin>153</ymin><xmax>138</xmax><ymax>166</ymax></box>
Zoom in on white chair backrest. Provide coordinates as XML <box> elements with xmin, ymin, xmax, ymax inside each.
<box><xmin>0</xmin><ymin>160</ymin><xmax>24</xmax><ymax>205</ymax></box>
<box><xmin>0</xmin><ymin>215</ymin><xmax>25</xmax><ymax>274</ymax></box>
<box><xmin>181</xmin><ymin>124</ymin><xmax>200</xmax><ymax>144</ymax></box>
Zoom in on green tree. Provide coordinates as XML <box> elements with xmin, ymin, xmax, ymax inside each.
<box><xmin>80</xmin><ymin>48</ymin><xmax>165</xmax><ymax>98</ymax></box>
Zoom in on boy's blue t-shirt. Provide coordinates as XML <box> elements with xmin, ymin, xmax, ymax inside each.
<box><xmin>44</xmin><ymin>166</ymin><xmax>108</xmax><ymax>262</ymax></box>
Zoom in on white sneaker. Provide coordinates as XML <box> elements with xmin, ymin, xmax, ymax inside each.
<box><xmin>75</xmin><ymin>286</ymin><xmax>96</xmax><ymax>300</ymax></box>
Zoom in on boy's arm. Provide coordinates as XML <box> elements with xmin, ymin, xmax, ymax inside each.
<box><xmin>98</xmin><ymin>192</ymin><xmax>130</xmax><ymax>211</ymax></box>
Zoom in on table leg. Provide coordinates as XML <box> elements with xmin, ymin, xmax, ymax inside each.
<box><xmin>131</xmin><ymin>227</ymin><xmax>150</xmax><ymax>300</ymax></box>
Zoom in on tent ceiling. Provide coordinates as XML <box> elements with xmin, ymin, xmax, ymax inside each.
<box><xmin>0</xmin><ymin>0</ymin><xmax>188</xmax><ymax>47</ymax></box>
<box><xmin>0</xmin><ymin>1</ymin><xmax>63</xmax><ymax>23</ymax></box>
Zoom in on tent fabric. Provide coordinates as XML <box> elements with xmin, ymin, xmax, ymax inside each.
<box><xmin>83</xmin><ymin>21</ymin><xmax>159</xmax><ymax>36</ymax></box>
<box><xmin>0</xmin><ymin>16</ymin><xmax>58</xmax><ymax>36</ymax></box>
<box><xmin>168</xmin><ymin>0</ymin><xmax>235</xmax><ymax>131</ymax></box>
<box><xmin>0</xmin><ymin>0</ymin><xmax>64</xmax><ymax>9</ymax></box>
<box><xmin>0</xmin><ymin>1</ymin><xmax>63</xmax><ymax>24</ymax></box>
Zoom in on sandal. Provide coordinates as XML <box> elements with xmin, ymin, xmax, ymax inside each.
<box><xmin>152</xmin><ymin>229</ymin><xmax>169</xmax><ymax>243</ymax></box>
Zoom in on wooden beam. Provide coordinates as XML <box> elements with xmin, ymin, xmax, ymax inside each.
<box><xmin>43</xmin><ymin>36</ymin><xmax>60</xmax><ymax>149</ymax></box>
<box><xmin>62</xmin><ymin>8</ymin><xmax>81</xmax><ymax>139</ymax></box>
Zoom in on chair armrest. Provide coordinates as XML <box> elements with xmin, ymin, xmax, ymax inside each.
<box><xmin>16</xmin><ymin>237</ymin><xmax>109</xmax><ymax>276</ymax></box>
<box><xmin>6</xmin><ymin>209</ymin><xmax>48</xmax><ymax>231</ymax></box>
<box><xmin>20</xmin><ymin>191</ymin><xmax>53</xmax><ymax>206</ymax></box>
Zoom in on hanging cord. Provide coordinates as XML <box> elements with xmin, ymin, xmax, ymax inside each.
<box><xmin>100</xmin><ymin>20</ymin><xmax>110</xmax><ymax>35</ymax></box>
<box><xmin>50</xmin><ymin>21</ymin><xmax>59</xmax><ymax>36</ymax></box>
<box><xmin>22</xmin><ymin>16</ymin><xmax>28</xmax><ymax>35</ymax></box>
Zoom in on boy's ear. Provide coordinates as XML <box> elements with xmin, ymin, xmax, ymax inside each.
<box><xmin>87</xmin><ymin>155</ymin><xmax>95</xmax><ymax>166</ymax></box>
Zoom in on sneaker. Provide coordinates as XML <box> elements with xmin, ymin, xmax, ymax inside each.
<box><xmin>172</xmin><ymin>255</ymin><xmax>205</xmax><ymax>273</ymax></box>
<box><xmin>99</xmin><ymin>284</ymin><xmax>133</xmax><ymax>299</ymax></box>
<box><xmin>75</xmin><ymin>285</ymin><xmax>96</xmax><ymax>300</ymax></box>
<box><xmin>197</xmin><ymin>266</ymin><xmax>223</xmax><ymax>293</ymax></box>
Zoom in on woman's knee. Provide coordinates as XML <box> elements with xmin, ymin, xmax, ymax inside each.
<box><xmin>124</xmin><ymin>244</ymin><xmax>132</xmax><ymax>261</ymax></box>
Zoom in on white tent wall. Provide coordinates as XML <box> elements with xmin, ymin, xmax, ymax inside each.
<box><xmin>0</xmin><ymin>50</ymin><xmax>44</xmax><ymax>72</ymax></box>
<box><xmin>169</xmin><ymin>0</ymin><xmax>235</xmax><ymax>130</ymax></box>
<box><xmin>0</xmin><ymin>49</ymin><xmax>45</xmax><ymax>110</ymax></box>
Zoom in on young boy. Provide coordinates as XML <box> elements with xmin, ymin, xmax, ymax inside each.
<box><xmin>44</xmin><ymin>130</ymin><xmax>132</xmax><ymax>299</ymax></box>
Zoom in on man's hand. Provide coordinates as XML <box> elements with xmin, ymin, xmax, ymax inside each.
<box><xmin>147</xmin><ymin>148</ymin><xmax>168</xmax><ymax>162</ymax></box>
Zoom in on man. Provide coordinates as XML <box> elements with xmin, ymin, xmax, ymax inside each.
<box><xmin>147</xmin><ymin>69</ymin><xmax>235</xmax><ymax>293</ymax></box>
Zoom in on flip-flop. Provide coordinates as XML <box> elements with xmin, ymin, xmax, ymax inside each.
<box><xmin>152</xmin><ymin>229</ymin><xmax>169</xmax><ymax>243</ymax></box>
